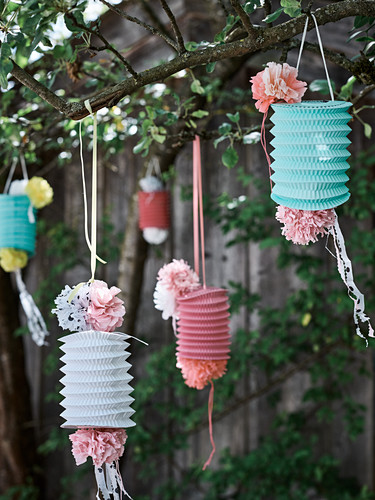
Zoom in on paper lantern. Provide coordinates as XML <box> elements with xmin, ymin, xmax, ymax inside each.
<box><xmin>154</xmin><ymin>137</ymin><xmax>231</xmax><ymax>469</ymax></box>
<box><xmin>250</xmin><ymin>15</ymin><xmax>373</xmax><ymax>342</ymax></box>
<box><xmin>270</xmin><ymin>100</ymin><xmax>352</xmax><ymax>210</ymax></box>
<box><xmin>0</xmin><ymin>173</ymin><xmax>53</xmax><ymax>346</ymax></box>
<box><xmin>138</xmin><ymin>175</ymin><xmax>170</xmax><ymax>245</ymax></box>
<box><xmin>138</xmin><ymin>191</ymin><xmax>170</xmax><ymax>230</ymax></box>
<box><xmin>177</xmin><ymin>287</ymin><xmax>230</xmax><ymax>361</ymax></box>
<box><xmin>0</xmin><ymin>194</ymin><xmax>36</xmax><ymax>255</ymax></box>
<box><xmin>60</xmin><ymin>330</ymin><xmax>135</xmax><ymax>429</ymax></box>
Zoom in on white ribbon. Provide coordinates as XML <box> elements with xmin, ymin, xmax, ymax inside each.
<box><xmin>14</xmin><ymin>268</ymin><xmax>49</xmax><ymax>346</ymax></box>
<box><xmin>78</xmin><ymin>101</ymin><xmax>107</xmax><ymax>283</ymax></box>
<box><xmin>328</xmin><ymin>212</ymin><xmax>374</xmax><ymax>345</ymax></box>
<box><xmin>296</xmin><ymin>13</ymin><xmax>334</xmax><ymax>101</ymax></box>
<box><xmin>94</xmin><ymin>462</ymin><xmax>133</xmax><ymax>500</ymax></box>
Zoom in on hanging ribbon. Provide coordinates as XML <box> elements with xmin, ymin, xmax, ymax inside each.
<box><xmin>328</xmin><ymin>212</ymin><xmax>374</xmax><ymax>345</ymax></box>
<box><xmin>14</xmin><ymin>268</ymin><xmax>49</xmax><ymax>346</ymax></box>
<box><xmin>296</xmin><ymin>14</ymin><xmax>334</xmax><ymax>101</ymax></box>
<box><xmin>69</xmin><ymin>102</ymin><xmax>107</xmax><ymax>302</ymax></box>
<box><xmin>202</xmin><ymin>380</ymin><xmax>216</xmax><ymax>470</ymax></box>
<box><xmin>94</xmin><ymin>462</ymin><xmax>133</xmax><ymax>500</ymax></box>
<box><xmin>193</xmin><ymin>136</ymin><xmax>217</xmax><ymax>469</ymax></box>
<box><xmin>193</xmin><ymin>136</ymin><xmax>206</xmax><ymax>288</ymax></box>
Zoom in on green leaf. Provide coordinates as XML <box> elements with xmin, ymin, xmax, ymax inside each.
<box><xmin>1</xmin><ymin>42</ymin><xmax>11</xmax><ymax>60</ymax></box>
<box><xmin>263</xmin><ymin>7</ymin><xmax>283</xmax><ymax>23</ymax></box>
<box><xmin>354</xmin><ymin>16</ymin><xmax>374</xmax><ymax>29</ymax></box>
<box><xmin>244</xmin><ymin>1</ymin><xmax>261</xmax><ymax>14</ymax></box>
<box><xmin>190</xmin><ymin>79</ymin><xmax>205</xmax><ymax>95</ymax></box>
<box><xmin>214</xmin><ymin>135</ymin><xmax>228</xmax><ymax>148</ymax></box>
<box><xmin>364</xmin><ymin>123</ymin><xmax>372</xmax><ymax>139</ymax></box>
<box><xmin>309</xmin><ymin>79</ymin><xmax>336</xmax><ymax>95</ymax></box>
<box><xmin>191</xmin><ymin>110</ymin><xmax>209</xmax><ymax>118</ymax></box>
<box><xmin>218</xmin><ymin>122</ymin><xmax>232</xmax><ymax>135</ymax></box>
<box><xmin>222</xmin><ymin>147</ymin><xmax>239</xmax><ymax>168</ymax></box>
<box><xmin>0</xmin><ymin>58</ymin><xmax>13</xmax><ymax>89</ymax></box>
<box><xmin>339</xmin><ymin>76</ymin><xmax>356</xmax><ymax>100</ymax></box>
<box><xmin>206</xmin><ymin>62</ymin><xmax>216</xmax><ymax>73</ymax></box>
<box><xmin>185</xmin><ymin>41</ymin><xmax>198</xmax><ymax>51</ymax></box>
<box><xmin>133</xmin><ymin>136</ymin><xmax>150</xmax><ymax>154</ymax></box>
<box><xmin>226</xmin><ymin>111</ymin><xmax>240</xmax><ymax>123</ymax></box>
<box><xmin>280</xmin><ymin>0</ymin><xmax>301</xmax><ymax>17</ymax></box>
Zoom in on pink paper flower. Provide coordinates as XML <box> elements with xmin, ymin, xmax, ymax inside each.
<box><xmin>177</xmin><ymin>357</ymin><xmax>228</xmax><ymax>390</ymax></box>
<box><xmin>157</xmin><ymin>259</ymin><xmax>200</xmax><ymax>298</ymax></box>
<box><xmin>70</xmin><ymin>428</ymin><xmax>127</xmax><ymax>467</ymax></box>
<box><xmin>276</xmin><ymin>206</ymin><xmax>336</xmax><ymax>245</ymax></box>
<box><xmin>86</xmin><ymin>280</ymin><xmax>125</xmax><ymax>332</ymax></box>
<box><xmin>250</xmin><ymin>62</ymin><xmax>307</xmax><ymax>113</ymax></box>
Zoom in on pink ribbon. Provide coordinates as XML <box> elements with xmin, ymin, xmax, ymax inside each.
<box><xmin>202</xmin><ymin>380</ymin><xmax>216</xmax><ymax>470</ymax></box>
<box><xmin>193</xmin><ymin>136</ymin><xmax>206</xmax><ymax>288</ymax></box>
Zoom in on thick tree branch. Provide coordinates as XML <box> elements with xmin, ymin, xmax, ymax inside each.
<box><xmin>9</xmin><ymin>0</ymin><xmax>375</xmax><ymax>120</ymax></box>
<box><xmin>99</xmin><ymin>0</ymin><xmax>178</xmax><ymax>51</ymax></box>
<box><xmin>159</xmin><ymin>0</ymin><xmax>186</xmax><ymax>54</ymax></box>
<box><xmin>229</xmin><ymin>0</ymin><xmax>257</xmax><ymax>37</ymax></box>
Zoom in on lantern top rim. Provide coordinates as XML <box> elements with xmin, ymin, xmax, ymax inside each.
<box><xmin>271</xmin><ymin>100</ymin><xmax>352</xmax><ymax>111</ymax></box>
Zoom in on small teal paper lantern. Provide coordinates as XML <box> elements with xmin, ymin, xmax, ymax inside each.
<box><xmin>270</xmin><ymin>100</ymin><xmax>352</xmax><ymax>210</ymax></box>
<box><xmin>0</xmin><ymin>194</ymin><xmax>36</xmax><ymax>255</ymax></box>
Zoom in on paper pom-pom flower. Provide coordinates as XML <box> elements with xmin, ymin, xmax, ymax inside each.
<box><xmin>52</xmin><ymin>283</ymin><xmax>91</xmax><ymax>332</ymax></box>
<box><xmin>250</xmin><ymin>62</ymin><xmax>307</xmax><ymax>113</ymax></box>
<box><xmin>157</xmin><ymin>259</ymin><xmax>200</xmax><ymax>297</ymax></box>
<box><xmin>153</xmin><ymin>259</ymin><xmax>200</xmax><ymax>321</ymax></box>
<box><xmin>87</xmin><ymin>280</ymin><xmax>125</xmax><ymax>332</ymax></box>
<box><xmin>70</xmin><ymin>428</ymin><xmax>127</xmax><ymax>467</ymax></box>
<box><xmin>177</xmin><ymin>358</ymin><xmax>228</xmax><ymax>390</ymax></box>
<box><xmin>0</xmin><ymin>248</ymin><xmax>28</xmax><ymax>272</ymax></box>
<box><xmin>53</xmin><ymin>280</ymin><xmax>125</xmax><ymax>333</ymax></box>
<box><xmin>25</xmin><ymin>176</ymin><xmax>53</xmax><ymax>209</ymax></box>
<box><xmin>276</xmin><ymin>206</ymin><xmax>336</xmax><ymax>245</ymax></box>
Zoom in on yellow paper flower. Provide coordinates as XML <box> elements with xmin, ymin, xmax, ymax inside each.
<box><xmin>25</xmin><ymin>176</ymin><xmax>53</xmax><ymax>209</ymax></box>
<box><xmin>0</xmin><ymin>248</ymin><xmax>28</xmax><ymax>272</ymax></box>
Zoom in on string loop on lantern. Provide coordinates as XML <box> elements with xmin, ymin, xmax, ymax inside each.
<box><xmin>4</xmin><ymin>153</ymin><xmax>29</xmax><ymax>194</ymax></box>
<box><xmin>296</xmin><ymin>13</ymin><xmax>334</xmax><ymax>101</ymax></box>
<box><xmin>193</xmin><ymin>136</ymin><xmax>206</xmax><ymax>288</ymax></box>
<box><xmin>78</xmin><ymin>101</ymin><xmax>107</xmax><ymax>283</ymax></box>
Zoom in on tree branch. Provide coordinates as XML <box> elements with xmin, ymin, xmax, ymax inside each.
<box><xmin>352</xmin><ymin>84</ymin><xmax>375</xmax><ymax>106</ymax></box>
<box><xmin>187</xmin><ymin>341</ymin><xmax>343</xmax><ymax>434</ymax></box>
<box><xmin>66</xmin><ymin>13</ymin><xmax>138</xmax><ymax>77</ymax></box>
<box><xmin>9</xmin><ymin>0</ymin><xmax>375</xmax><ymax>119</ymax></box>
<box><xmin>159</xmin><ymin>0</ymin><xmax>186</xmax><ymax>54</ymax></box>
<box><xmin>99</xmin><ymin>0</ymin><xmax>178</xmax><ymax>51</ymax></box>
<box><xmin>229</xmin><ymin>0</ymin><xmax>257</xmax><ymax>37</ymax></box>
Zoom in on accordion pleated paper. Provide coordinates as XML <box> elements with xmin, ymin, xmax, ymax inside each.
<box><xmin>270</xmin><ymin>100</ymin><xmax>352</xmax><ymax>210</ymax></box>
<box><xmin>59</xmin><ymin>330</ymin><xmax>136</xmax><ymax>429</ymax></box>
<box><xmin>0</xmin><ymin>195</ymin><xmax>36</xmax><ymax>254</ymax></box>
<box><xmin>176</xmin><ymin>287</ymin><xmax>231</xmax><ymax>360</ymax></box>
<box><xmin>138</xmin><ymin>190</ymin><xmax>170</xmax><ymax>229</ymax></box>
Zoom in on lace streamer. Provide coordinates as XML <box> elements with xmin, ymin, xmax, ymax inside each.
<box><xmin>94</xmin><ymin>461</ymin><xmax>132</xmax><ymax>500</ymax></box>
<box><xmin>328</xmin><ymin>212</ymin><xmax>374</xmax><ymax>345</ymax></box>
<box><xmin>15</xmin><ymin>269</ymin><xmax>49</xmax><ymax>346</ymax></box>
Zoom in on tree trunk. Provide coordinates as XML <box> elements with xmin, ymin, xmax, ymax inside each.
<box><xmin>0</xmin><ymin>269</ymin><xmax>37</xmax><ymax>493</ymax></box>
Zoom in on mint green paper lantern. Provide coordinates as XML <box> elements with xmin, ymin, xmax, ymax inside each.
<box><xmin>270</xmin><ymin>101</ymin><xmax>352</xmax><ymax>210</ymax></box>
<box><xmin>0</xmin><ymin>194</ymin><xmax>36</xmax><ymax>255</ymax></box>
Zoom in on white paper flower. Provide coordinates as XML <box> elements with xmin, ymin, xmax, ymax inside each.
<box><xmin>153</xmin><ymin>281</ymin><xmax>177</xmax><ymax>320</ymax></box>
<box><xmin>143</xmin><ymin>228</ymin><xmax>169</xmax><ymax>245</ymax></box>
<box><xmin>139</xmin><ymin>175</ymin><xmax>163</xmax><ymax>192</ymax></box>
<box><xmin>52</xmin><ymin>283</ymin><xmax>91</xmax><ymax>332</ymax></box>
